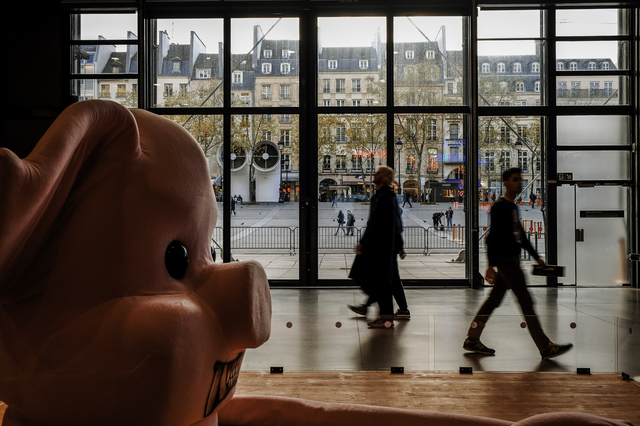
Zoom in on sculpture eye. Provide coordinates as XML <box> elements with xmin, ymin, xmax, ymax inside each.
<box><xmin>165</xmin><ymin>241</ymin><xmax>189</xmax><ymax>279</ymax></box>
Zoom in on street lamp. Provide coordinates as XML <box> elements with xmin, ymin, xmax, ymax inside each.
<box><xmin>278</xmin><ymin>140</ymin><xmax>284</xmax><ymax>203</ymax></box>
<box><xmin>395</xmin><ymin>137</ymin><xmax>403</xmax><ymax>194</ymax></box>
<box><xmin>514</xmin><ymin>138</ymin><xmax>523</xmax><ymax>169</ymax></box>
<box><xmin>514</xmin><ymin>138</ymin><xmax>523</xmax><ymax>200</ymax></box>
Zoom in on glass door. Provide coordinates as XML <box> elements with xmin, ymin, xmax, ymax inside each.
<box><xmin>557</xmin><ymin>185</ymin><xmax>629</xmax><ymax>286</ymax></box>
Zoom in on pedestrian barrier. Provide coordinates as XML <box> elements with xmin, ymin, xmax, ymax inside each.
<box><xmin>213</xmin><ymin>225</ymin><xmax>466</xmax><ymax>256</ymax></box>
<box><xmin>521</xmin><ymin>231</ymin><xmax>546</xmax><ymax>260</ymax></box>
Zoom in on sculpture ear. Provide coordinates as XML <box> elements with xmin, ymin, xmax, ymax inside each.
<box><xmin>0</xmin><ymin>100</ymin><xmax>142</xmax><ymax>301</ymax></box>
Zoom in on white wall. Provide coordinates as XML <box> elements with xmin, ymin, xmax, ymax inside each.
<box><xmin>255</xmin><ymin>168</ymin><xmax>281</xmax><ymax>202</ymax></box>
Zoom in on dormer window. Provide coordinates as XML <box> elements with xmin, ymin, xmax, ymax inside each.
<box><xmin>497</xmin><ymin>63</ymin><xmax>506</xmax><ymax>73</ymax></box>
<box><xmin>328</xmin><ymin>60</ymin><xmax>338</xmax><ymax>70</ymax></box>
<box><xmin>282</xmin><ymin>50</ymin><xmax>291</xmax><ymax>58</ymax></box>
<box><xmin>557</xmin><ymin>62</ymin><xmax>564</xmax><ymax>71</ymax></box>
<box><xmin>262</xmin><ymin>63</ymin><xmax>272</xmax><ymax>74</ymax></box>
<box><xmin>532</xmin><ymin>62</ymin><xmax>540</xmax><ymax>73</ymax></box>
<box><xmin>173</xmin><ymin>61</ymin><xmax>180</xmax><ymax>73</ymax></box>
<box><xmin>281</xmin><ymin>63</ymin><xmax>290</xmax><ymax>74</ymax></box>
<box><xmin>264</xmin><ymin>50</ymin><xmax>272</xmax><ymax>58</ymax></box>
<box><xmin>406</xmin><ymin>50</ymin><xmax>414</xmax><ymax>59</ymax></box>
<box><xmin>198</xmin><ymin>69</ymin><xmax>210</xmax><ymax>79</ymax></box>
<box><xmin>513</xmin><ymin>63</ymin><xmax>522</xmax><ymax>73</ymax></box>
<box><xmin>515</xmin><ymin>82</ymin><xmax>525</xmax><ymax>92</ymax></box>
<box><xmin>588</xmin><ymin>62</ymin><xmax>596</xmax><ymax>70</ymax></box>
<box><xmin>359</xmin><ymin>59</ymin><xmax>368</xmax><ymax>69</ymax></box>
<box><xmin>233</xmin><ymin>71</ymin><xmax>243</xmax><ymax>84</ymax></box>
<box><xmin>570</xmin><ymin>62</ymin><xmax>577</xmax><ymax>71</ymax></box>
<box><xmin>426</xmin><ymin>51</ymin><xmax>435</xmax><ymax>59</ymax></box>
<box><xmin>601</xmin><ymin>62</ymin><xmax>609</xmax><ymax>70</ymax></box>
<box><xmin>481</xmin><ymin>63</ymin><xmax>490</xmax><ymax>73</ymax></box>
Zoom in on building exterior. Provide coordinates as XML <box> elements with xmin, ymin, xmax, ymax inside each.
<box><xmin>73</xmin><ymin>25</ymin><xmax>620</xmax><ymax>205</ymax></box>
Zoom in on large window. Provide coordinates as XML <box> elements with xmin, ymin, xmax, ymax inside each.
<box><xmin>68</xmin><ymin>4</ymin><xmax>635</xmax><ymax>289</ymax></box>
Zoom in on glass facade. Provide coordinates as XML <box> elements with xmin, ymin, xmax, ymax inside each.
<box><xmin>67</xmin><ymin>3</ymin><xmax>637</xmax><ymax>288</ymax></box>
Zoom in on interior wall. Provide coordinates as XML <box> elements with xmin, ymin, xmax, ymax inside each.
<box><xmin>1</xmin><ymin>3</ymin><xmax>65</xmax><ymax>159</ymax></box>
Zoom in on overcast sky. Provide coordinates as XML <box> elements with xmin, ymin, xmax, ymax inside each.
<box><xmin>80</xmin><ymin>9</ymin><xmax>619</xmax><ymax>60</ymax></box>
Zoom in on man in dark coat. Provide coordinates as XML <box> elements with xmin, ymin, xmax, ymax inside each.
<box><xmin>463</xmin><ymin>168</ymin><xmax>572</xmax><ymax>360</ymax></box>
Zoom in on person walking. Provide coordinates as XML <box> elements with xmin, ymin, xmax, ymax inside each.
<box><xmin>463</xmin><ymin>167</ymin><xmax>573</xmax><ymax>360</ymax></box>
<box><xmin>349</xmin><ymin>166</ymin><xmax>400</xmax><ymax>328</ymax></box>
<box><xmin>335</xmin><ymin>210</ymin><xmax>346</xmax><ymax>235</ymax></box>
<box><xmin>529</xmin><ymin>191</ymin><xmax>537</xmax><ymax>209</ymax></box>
<box><xmin>445</xmin><ymin>206</ymin><xmax>454</xmax><ymax>227</ymax></box>
<box><xmin>348</xmin><ymin>196</ymin><xmax>410</xmax><ymax>320</ymax></box>
<box><xmin>230</xmin><ymin>196</ymin><xmax>237</xmax><ymax>215</ymax></box>
<box><xmin>402</xmin><ymin>191</ymin><xmax>413</xmax><ymax>208</ymax></box>
<box><xmin>331</xmin><ymin>194</ymin><xmax>338</xmax><ymax>207</ymax></box>
<box><xmin>346</xmin><ymin>210</ymin><xmax>355</xmax><ymax>236</ymax></box>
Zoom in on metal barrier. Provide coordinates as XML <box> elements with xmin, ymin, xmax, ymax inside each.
<box><xmin>521</xmin><ymin>231</ymin><xmax>546</xmax><ymax>260</ymax></box>
<box><xmin>213</xmin><ymin>225</ymin><xmax>467</xmax><ymax>256</ymax></box>
<box><xmin>425</xmin><ymin>225</ymin><xmax>466</xmax><ymax>255</ymax></box>
<box><xmin>213</xmin><ymin>227</ymin><xmax>297</xmax><ymax>255</ymax></box>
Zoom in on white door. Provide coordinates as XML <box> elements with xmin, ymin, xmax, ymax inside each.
<box><xmin>557</xmin><ymin>185</ymin><xmax>629</xmax><ymax>286</ymax></box>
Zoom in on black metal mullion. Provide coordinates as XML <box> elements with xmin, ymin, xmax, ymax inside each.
<box><xmin>470</xmin><ymin>3</ymin><xmax>479</xmax><ymax>289</ymax></box>
<box><xmin>300</xmin><ymin>9</ymin><xmax>317</xmax><ymax>286</ymax></box>
<box><xmin>71</xmin><ymin>39</ymin><xmax>138</xmax><ymax>45</ymax></box>
<box><xmin>545</xmin><ymin>6</ymin><xmax>559</xmax><ymax>286</ymax></box>
<box><xmin>632</xmin><ymin>6</ymin><xmax>639</xmax><ymax>288</ymax></box>
<box><xmin>223</xmin><ymin>16</ymin><xmax>232</xmax><ymax>264</ymax></box>
<box><xmin>387</xmin><ymin>12</ymin><xmax>395</xmax><ymax>170</ymax></box>
<box><xmin>137</xmin><ymin>0</ymin><xmax>146</xmax><ymax>109</ymax></box>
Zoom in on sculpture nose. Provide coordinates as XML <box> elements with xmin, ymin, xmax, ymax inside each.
<box><xmin>195</xmin><ymin>260</ymin><xmax>271</xmax><ymax>351</ymax></box>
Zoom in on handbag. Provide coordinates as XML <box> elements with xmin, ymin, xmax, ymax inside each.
<box><xmin>349</xmin><ymin>254</ymin><xmax>374</xmax><ymax>296</ymax></box>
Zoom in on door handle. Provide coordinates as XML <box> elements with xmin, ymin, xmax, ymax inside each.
<box><xmin>575</xmin><ymin>229</ymin><xmax>584</xmax><ymax>242</ymax></box>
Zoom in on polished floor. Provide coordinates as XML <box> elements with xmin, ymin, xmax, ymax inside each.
<box><xmin>242</xmin><ymin>287</ymin><xmax>640</xmax><ymax>378</ymax></box>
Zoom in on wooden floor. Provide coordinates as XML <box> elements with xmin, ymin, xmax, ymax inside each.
<box><xmin>1</xmin><ymin>372</ymin><xmax>638</xmax><ymax>424</ymax></box>
<box><xmin>234</xmin><ymin>371</ymin><xmax>640</xmax><ymax>425</ymax></box>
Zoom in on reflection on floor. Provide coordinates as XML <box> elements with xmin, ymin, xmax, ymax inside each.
<box><xmin>243</xmin><ymin>287</ymin><xmax>640</xmax><ymax>377</ymax></box>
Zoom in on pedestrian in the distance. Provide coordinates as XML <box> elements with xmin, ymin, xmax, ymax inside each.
<box><xmin>463</xmin><ymin>167</ymin><xmax>573</xmax><ymax>360</ymax></box>
<box><xmin>529</xmin><ymin>191</ymin><xmax>537</xmax><ymax>209</ymax></box>
<box><xmin>402</xmin><ymin>191</ymin><xmax>413</xmax><ymax>208</ymax></box>
<box><xmin>445</xmin><ymin>206</ymin><xmax>454</xmax><ymax>226</ymax></box>
<box><xmin>432</xmin><ymin>211</ymin><xmax>444</xmax><ymax>228</ymax></box>
<box><xmin>331</xmin><ymin>194</ymin><xmax>338</xmax><ymax>208</ymax></box>
<box><xmin>231</xmin><ymin>196</ymin><xmax>237</xmax><ymax>215</ymax></box>
<box><xmin>335</xmin><ymin>210</ymin><xmax>346</xmax><ymax>235</ymax></box>
<box><xmin>346</xmin><ymin>210</ymin><xmax>355</xmax><ymax>236</ymax></box>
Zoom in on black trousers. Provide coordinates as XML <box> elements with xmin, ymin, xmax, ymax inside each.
<box><xmin>366</xmin><ymin>259</ymin><xmax>408</xmax><ymax>316</ymax></box>
<box><xmin>468</xmin><ymin>257</ymin><xmax>550</xmax><ymax>351</ymax></box>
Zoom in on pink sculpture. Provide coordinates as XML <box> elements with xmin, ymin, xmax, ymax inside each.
<box><xmin>0</xmin><ymin>101</ymin><xmax>632</xmax><ymax>426</ymax></box>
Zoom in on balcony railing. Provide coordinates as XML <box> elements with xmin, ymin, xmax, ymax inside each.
<box><xmin>443</xmin><ymin>153</ymin><xmax>465</xmax><ymax>163</ymax></box>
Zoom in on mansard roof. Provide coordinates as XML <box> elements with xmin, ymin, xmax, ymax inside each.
<box><xmin>318</xmin><ymin>46</ymin><xmax>376</xmax><ymax>60</ymax></box>
<box><xmin>260</xmin><ymin>40</ymin><xmax>300</xmax><ymax>59</ymax></box>
<box><xmin>102</xmin><ymin>52</ymin><xmax>127</xmax><ymax>73</ymax></box>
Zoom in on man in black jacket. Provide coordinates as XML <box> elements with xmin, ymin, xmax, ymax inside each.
<box><xmin>464</xmin><ymin>168</ymin><xmax>573</xmax><ymax>360</ymax></box>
